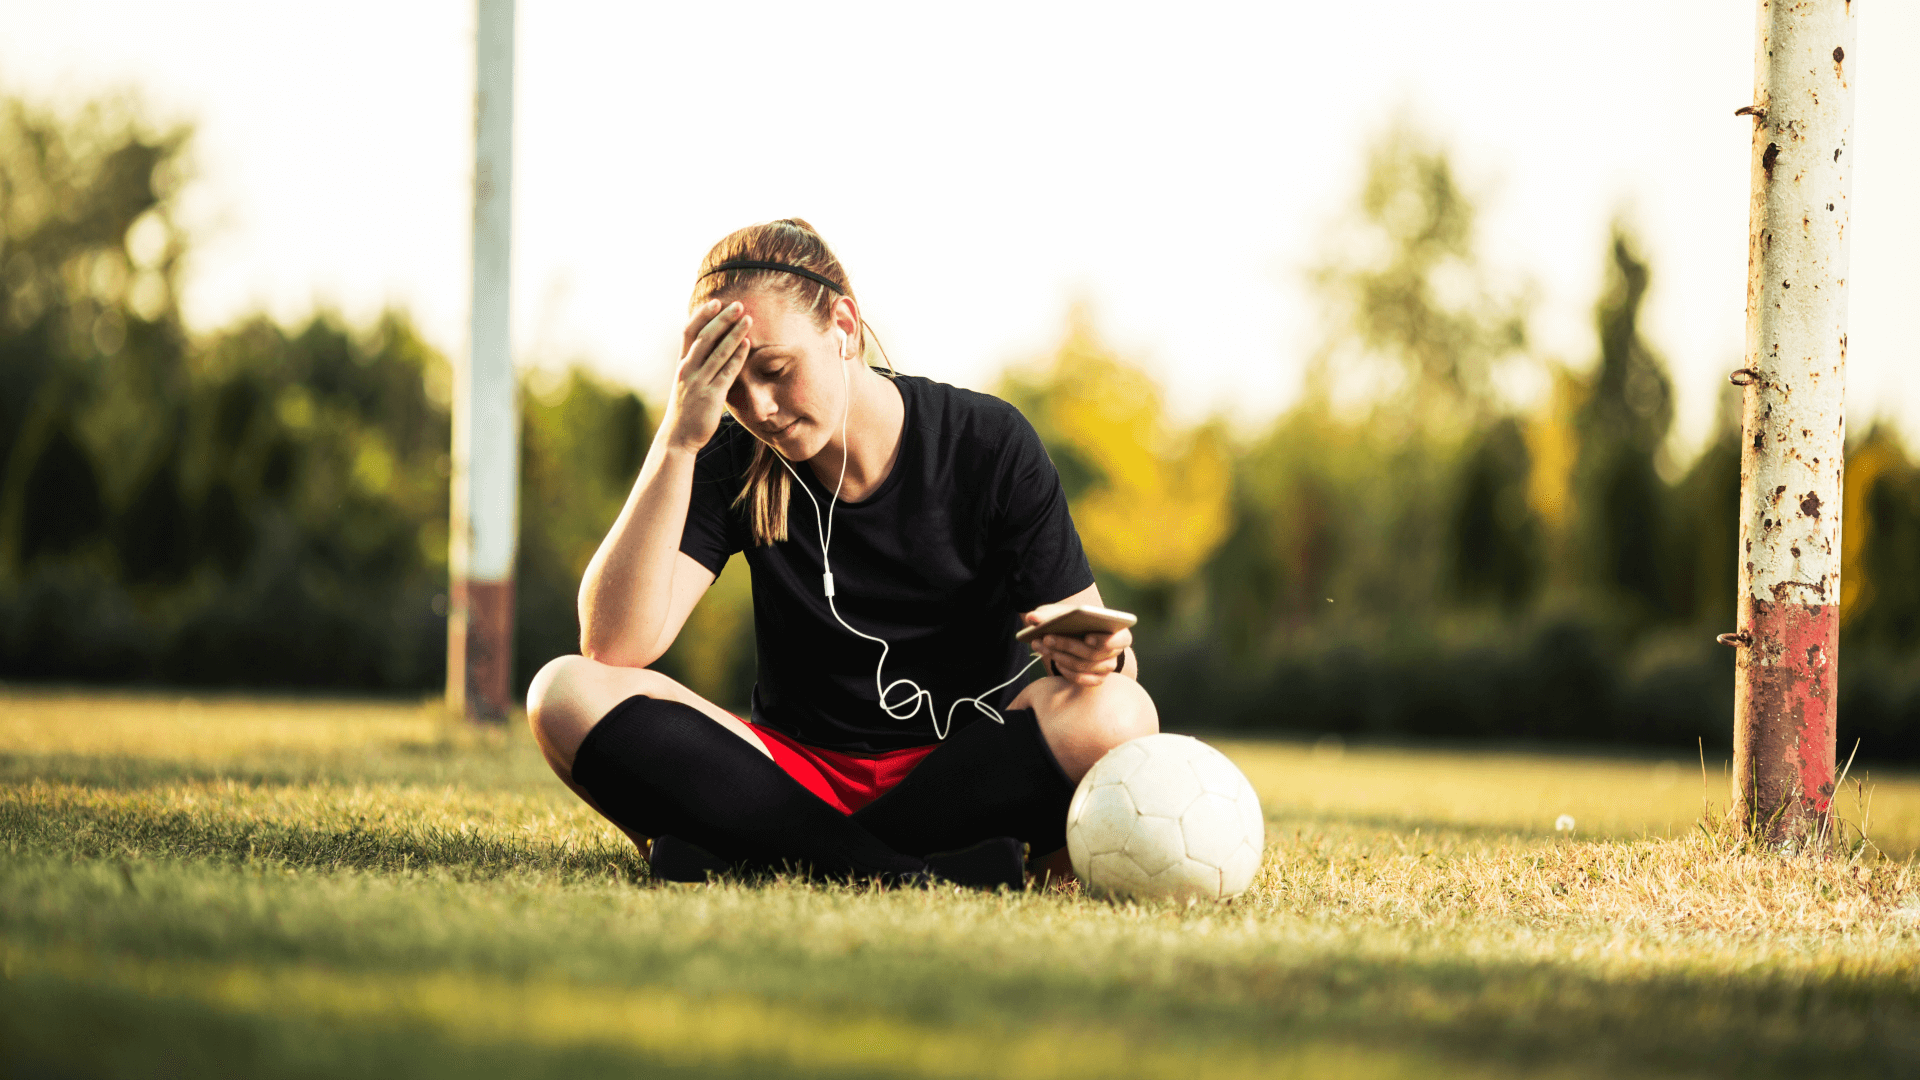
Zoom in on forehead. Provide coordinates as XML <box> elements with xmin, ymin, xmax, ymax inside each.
<box><xmin>734</xmin><ymin>290</ymin><xmax>821</xmax><ymax>348</ymax></box>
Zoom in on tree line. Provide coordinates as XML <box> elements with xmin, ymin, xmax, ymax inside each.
<box><xmin>4</xmin><ymin>98</ymin><xmax>1916</xmax><ymax>759</ymax></box>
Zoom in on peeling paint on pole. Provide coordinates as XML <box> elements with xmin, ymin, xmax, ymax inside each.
<box><xmin>448</xmin><ymin>0</ymin><xmax>517</xmax><ymax>722</ymax></box>
<box><xmin>1729</xmin><ymin>0</ymin><xmax>1853</xmax><ymax>846</ymax></box>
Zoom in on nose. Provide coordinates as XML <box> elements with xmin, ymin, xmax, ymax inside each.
<box><xmin>743</xmin><ymin>378</ymin><xmax>779</xmax><ymax>424</ymax></box>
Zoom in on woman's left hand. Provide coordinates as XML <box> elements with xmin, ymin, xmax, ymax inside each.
<box><xmin>1022</xmin><ymin>607</ymin><xmax>1131</xmax><ymax>687</ymax></box>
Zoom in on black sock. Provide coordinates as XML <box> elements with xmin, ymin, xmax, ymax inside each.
<box><xmin>852</xmin><ymin>708</ymin><xmax>1075</xmax><ymax>857</ymax></box>
<box><xmin>569</xmin><ymin>695</ymin><xmax>927</xmax><ymax>883</ymax></box>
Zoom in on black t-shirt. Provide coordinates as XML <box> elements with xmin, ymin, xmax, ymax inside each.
<box><xmin>679</xmin><ymin>373</ymin><xmax>1094</xmax><ymax>753</ymax></box>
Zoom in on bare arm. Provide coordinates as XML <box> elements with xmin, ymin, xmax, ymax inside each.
<box><xmin>1022</xmin><ymin>582</ymin><xmax>1138</xmax><ymax>686</ymax></box>
<box><xmin>578</xmin><ymin>299</ymin><xmax>752</xmax><ymax>667</ymax></box>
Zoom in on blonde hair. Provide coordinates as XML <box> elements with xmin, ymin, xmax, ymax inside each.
<box><xmin>690</xmin><ymin>218</ymin><xmax>880</xmax><ymax>546</ymax></box>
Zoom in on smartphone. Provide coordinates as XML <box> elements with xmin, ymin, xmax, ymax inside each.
<box><xmin>1014</xmin><ymin>605</ymin><xmax>1138</xmax><ymax>644</ymax></box>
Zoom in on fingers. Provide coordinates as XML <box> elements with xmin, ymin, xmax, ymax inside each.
<box><xmin>1050</xmin><ymin>650</ymin><xmax>1118</xmax><ymax>674</ymax></box>
<box><xmin>681</xmin><ymin>299</ymin><xmax>722</xmax><ymax>352</ymax></box>
<box><xmin>706</xmin><ymin>329</ymin><xmax>751</xmax><ymax>389</ymax></box>
<box><xmin>683</xmin><ymin>301</ymin><xmax>746</xmax><ymax>375</ymax></box>
<box><xmin>1042</xmin><ymin>632</ymin><xmax>1119</xmax><ymax>663</ymax></box>
<box><xmin>693</xmin><ymin>311</ymin><xmax>752</xmax><ymax>385</ymax></box>
<box><xmin>1049</xmin><ymin>653</ymin><xmax>1115</xmax><ymax>686</ymax></box>
<box><xmin>1033</xmin><ymin>637</ymin><xmax>1119</xmax><ymax>687</ymax></box>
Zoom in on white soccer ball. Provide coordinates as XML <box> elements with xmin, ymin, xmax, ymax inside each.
<box><xmin>1065</xmin><ymin>733</ymin><xmax>1265</xmax><ymax>902</ymax></box>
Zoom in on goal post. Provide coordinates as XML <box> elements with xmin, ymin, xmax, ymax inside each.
<box><xmin>448</xmin><ymin>0</ymin><xmax>518</xmax><ymax>722</ymax></box>
<box><xmin>1727</xmin><ymin>0</ymin><xmax>1854</xmax><ymax>845</ymax></box>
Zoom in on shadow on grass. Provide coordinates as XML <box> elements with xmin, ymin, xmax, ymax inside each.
<box><xmin>4</xmin><ymin>847</ymin><xmax>1917</xmax><ymax>1080</ymax></box>
<box><xmin>7</xmin><ymin>884</ymin><xmax>1918</xmax><ymax>1080</ymax></box>
<box><xmin>0</xmin><ymin>750</ymin><xmax>550</xmax><ymax>794</ymax></box>
<box><xmin>0</xmin><ymin>972</ymin><xmax>824</xmax><ymax>1080</ymax></box>
<box><xmin>0</xmin><ymin>793</ymin><xmax>642</xmax><ymax>883</ymax></box>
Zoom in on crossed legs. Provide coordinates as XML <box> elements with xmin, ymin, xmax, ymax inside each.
<box><xmin>525</xmin><ymin>654</ymin><xmax>1159</xmax><ymax>868</ymax></box>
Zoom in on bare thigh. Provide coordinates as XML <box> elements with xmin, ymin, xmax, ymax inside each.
<box><xmin>524</xmin><ymin>654</ymin><xmax>769</xmax><ymax>783</ymax></box>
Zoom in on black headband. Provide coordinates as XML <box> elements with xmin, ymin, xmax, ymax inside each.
<box><xmin>700</xmin><ymin>259</ymin><xmax>848</xmax><ymax>296</ymax></box>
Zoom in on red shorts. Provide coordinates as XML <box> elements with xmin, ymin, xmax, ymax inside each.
<box><xmin>744</xmin><ymin>718</ymin><xmax>936</xmax><ymax>815</ymax></box>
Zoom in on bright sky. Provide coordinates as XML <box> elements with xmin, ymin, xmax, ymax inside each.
<box><xmin>5</xmin><ymin>1</ymin><xmax>1916</xmax><ymax>457</ymax></box>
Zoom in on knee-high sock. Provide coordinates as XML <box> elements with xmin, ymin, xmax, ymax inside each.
<box><xmin>568</xmin><ymin>695</ymin><xmax>926</xmax><ymax>882</ymax></box>
<box><xmin>852</xmin><ymin>708</ymin><xmax>1075</xmax><ymax>857</ymax></box>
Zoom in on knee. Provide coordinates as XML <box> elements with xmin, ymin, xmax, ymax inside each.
<box><xmin>1090</xmin><ymin>674</ymin><xmax>1159</xmax><ymax>745</ymax></box>
<box><xmin>525</xmin><ymin>655</ymin><xmax>669</xmax><ymax>769</ymax></box>
<box><xmin>526</xmin><ymin>655</ymin><xmax>586</xmax><ymax>760</ymax></box>
<box><xmin>526</xmin><ymin>655</ymin><xmax>586</xmax><ymax>735</ymax></box>
<box><xmin>1018</xmin><ymin>673</ymin><xmax>1159</xmax><ymax>780</ymax></box>
<box><xmin>1018</xmin><ymin>673</ymin><xmax>1156</xmax><ymax>738</ymax></box>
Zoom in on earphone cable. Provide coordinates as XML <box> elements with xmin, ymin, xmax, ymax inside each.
<box><xmin>771</xmin><ymin>347</ymin><xmax>1037</xmax><ymax>740</ymax></box>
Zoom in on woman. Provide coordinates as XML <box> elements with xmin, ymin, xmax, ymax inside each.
<box><xmin>526</xmin><ymin>219</ymin><xmax>1157</xmax><ymax>887</ymax></box>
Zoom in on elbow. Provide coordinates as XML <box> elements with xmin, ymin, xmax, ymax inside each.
<box><xmin>577</xmin><ymin>610</ymin><xmax>644</xmax><ymax>668</ymax></box>
<box><xmin>576</xmin><ymin>584</ymin><xmax>671</xmax><ymax>669</ymax></box>
<box><xmin>578</xmin><ymin>631</ymin><xmax>658</xmax><ymax>671</ymax></box>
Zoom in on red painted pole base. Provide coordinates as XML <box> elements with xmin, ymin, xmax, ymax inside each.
<box><xmin>447</xmin><ymin>578</ymin><xmax>516</xmax><ymax>723</ymax></box>
<box><xmin>1732</xmin><ymin>596</ymin><xmax>1838</xmax><ymax>846</ymax></box>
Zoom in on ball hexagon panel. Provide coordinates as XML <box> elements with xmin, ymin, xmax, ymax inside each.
<box><xmin>1146</xmin><ymin>857</ymin><xmax>1223</xmax><ymax>902</ymax></box>
<box><xmin>1179</xmin><ymin>792</ymin><xmax>1245</xmax><ymax>869</ymax></box>
<box><xmin>1238</xmin><ymin>787</ymin><xmax>1265</xmax><ymax>842</ymax></box>
<box><xmin>1187</xmin><ymin>750</ymin><xmax>1248</xmax><ymax>797</ymax></box>
<box><xmin>1072</xmin><ymin>783</ymin><xmax>1138</xmax><ymax>856</ymax></box>
<box><xmin>1086</xmin><ymin>851</ymin><xmax>1153</xmax><ymax>899</ymax></box>
<box><xmin>1122</xmin><ymin>814</ymin><xmax>1188</xmax><ymax>877</ymax></box>
<box><xmin>1220</xmin><ymin>839</ymin><xmax>1263</xmax><ymax>897</ymax></box>
<box><xmin>1089</xmin><ymin>739</ymin><xmax>1153</xmax><ymax>785</ymax></box>
<box><xmin>1122</xmin><ymin>758</ymin><xmax>1204</xmax><ymax>819</ymax></box>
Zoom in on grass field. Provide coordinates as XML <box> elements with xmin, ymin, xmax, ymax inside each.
<box><xmin>2</xmin><ymin>688</ymin><xmax>1917</xmax><ymax>1079</ymax></box>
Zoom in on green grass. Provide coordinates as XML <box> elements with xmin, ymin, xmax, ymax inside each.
<box><xmin>2</xmin><ymin>688</ymin><xmax>1916</xmax><ymax>1079</ymax></box>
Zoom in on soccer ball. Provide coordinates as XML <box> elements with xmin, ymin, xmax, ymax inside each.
<box><xmin>1065</xmin><ymin>733</ymin><xmax>1265</xmax><ymax>902</ymax></box>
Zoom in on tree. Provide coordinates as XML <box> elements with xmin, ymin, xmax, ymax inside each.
<box><xmin>0</xmin><ymin>96</ymin><xmax>192</xmax><ymax>583</ymax></box>
<box><xmin>1309</xmin><ymin>118</ymin><xmax>1528</xmax><ymax>434</ymax></box>
<box><xmin>1572</xmin><ymin>226</ymin><xmax>1675</xmax><ymax>618</ymax></box>
<box><xmin>1297</xmin><ymin>120</ymin><xmax>1540</xmax><ymax>619</ymax></box>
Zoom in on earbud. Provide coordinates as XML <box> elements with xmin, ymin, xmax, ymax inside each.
<box><xmin>834</xmin><ymin>328</ymin><xmax>850</xmax><ymax>361</ymax></box>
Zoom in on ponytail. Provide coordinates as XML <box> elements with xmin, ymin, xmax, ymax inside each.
<box><xmin>738</xmin><ymin>439</ymin><xmax>792</xmax><ymax>545</ymax></box>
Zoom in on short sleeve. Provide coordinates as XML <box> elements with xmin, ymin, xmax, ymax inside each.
<box><xmin>680</xmin><ymin>425</ymin><xmax>748</xmax><ymax>576</ymax></box>
<box><xmin>994</xmin><ymin>411</ymin><xmax>1095</xmax><ymax>610</ymax></box>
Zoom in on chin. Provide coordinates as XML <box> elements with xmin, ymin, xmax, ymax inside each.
<box><xmin>791</xmin><ymin>429</ymin><xmax>835</xmax><ymax>462</ymax></box>
<box><xmin>768</xmin><ymin>422</ymin><xmax>825</xmax><ymax>460</ymax></box>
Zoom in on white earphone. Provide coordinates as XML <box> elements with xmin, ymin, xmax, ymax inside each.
<box><xmin>768</xmin><ymin>328</ymin><xmax>1040</xmax><ymax>740</ymax></box>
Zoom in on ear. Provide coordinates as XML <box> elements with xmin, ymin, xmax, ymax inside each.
<box><xmin>829</xmin><ymin>295</ymin><xmax>860</xmax><ymax>359</ymax></box>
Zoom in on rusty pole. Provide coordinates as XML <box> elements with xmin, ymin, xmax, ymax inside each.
<box><xmin>1726</xmin><ymin>0</ymin><xmax>1854</xmax><ymax>847</ymax></box>
<box><xmin>448</xmin><ymin>0</ymin><xmax>519</xmax><ymax>722</ymax></box>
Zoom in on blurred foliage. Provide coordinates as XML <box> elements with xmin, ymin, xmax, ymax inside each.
<box><xmin>1008</xmin><ymin>124</ymin><xmax>1920</xmax><ymax>761</ymax></box>
<box><xmin>4</xmin><ymin>95</ymin><xmax>1917</xmax><ymax>757</ymax></box>
<box><xmin>1001</xmin><ymin>307</ymin><xmax>1233</xmax><ymax>592</ymax></box>
<box><xmin>1308</xmin><ymin>118</ymin><xmax>1528</xmax><ymax>433</ymax></box>
<box><xmin>0</xmin><ymin>96</ymin><xmax>673</xmax><ymax>699</ymax></box>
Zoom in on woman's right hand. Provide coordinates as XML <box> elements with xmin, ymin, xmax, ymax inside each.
<box><xmin>663</xmin><ymin>299</ymin><xmax>752</xmax><ymax>453</ymax></box>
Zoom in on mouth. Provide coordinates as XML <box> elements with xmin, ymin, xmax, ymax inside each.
<box><xmin>763</xmin><ymin>417</ymin><xmax>801</xmax><ymax>440</ymax></box>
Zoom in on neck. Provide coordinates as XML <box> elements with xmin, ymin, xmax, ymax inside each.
<box><xmin>809</xmin><ymin>366</ymin><xmax>903</xmax><ymax>502</ymax></box>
